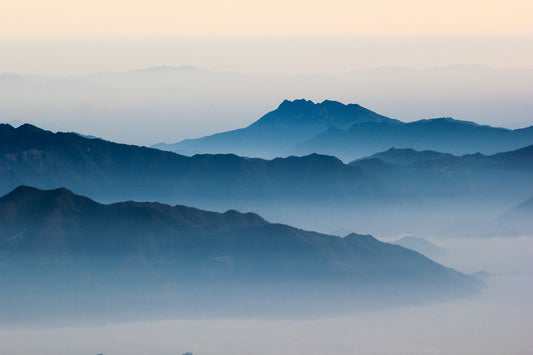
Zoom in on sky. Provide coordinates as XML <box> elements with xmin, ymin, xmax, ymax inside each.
<box><xmin>2</xmin><ymin>0</ymin><xmax>533</xmax><ymax>38</ymax></box>
<box><xmin>1</xmin><ymin>1</ymin><xmax>532</xmax><ymax>144</ymax></box>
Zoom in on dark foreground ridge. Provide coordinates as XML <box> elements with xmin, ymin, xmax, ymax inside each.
<box><xmin>0</xmin><ymin>186</ymin><xmax>480</xmax><ymax>322</ymax></box>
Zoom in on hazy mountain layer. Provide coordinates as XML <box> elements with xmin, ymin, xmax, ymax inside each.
<box><xmin>0</xmin><ymin>123</ymin><xmax>383</xmax><ymax>205</ymax></box>
<box><xmin>2</xmin><ymin>122</ymin><xmax>532</xmax><ymax>237</ymax></box>
<box><xmin>154</xmin><ymin>99</ymin><xmax>533</xmax><ymax>160</ymax></box>
<box><xmin>499</xmin><ymin>196</ymin><xmax>533</xmax><ymax>235</ymax></box>
<box><xmin>393</xmin><ymin>236</ymin><xmax>446</xmax><ymax>258</ymax></box>
<box><xmin>296</xmin><ymin>116</ymin><xmax>533</xmax><ymax>160</ymax></box>
<box><xmin>0</xmin><ymin>185</ymin><xmax>466</xmax><ymax>282</ymax></box>
<box><xmin>349</xmin><ymin>146</ymin><xmax>533</xmax><ymax>198</ymax></box>
<box><xmin>0</xmin><ymin>186</ymin><xmax>480</xmax><ymax>322</ymax></box>
<box><xmin>154</xmin><ymin>99</ymin><xmax>398</xmax><ymax>158</ymax></box>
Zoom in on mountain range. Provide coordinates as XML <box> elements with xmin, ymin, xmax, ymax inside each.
<box><xmin>4</xmin><ymin>65</ymin><xmax>532</xmax><ymax>147</ymax></box>
<box><xmin>393</xmin><ymin>236</ymin><xmax>446</xmax><ymax>258</ymax></box>
<box><xmin>499</xmin><ymin>196</ymin><xmax>533</xmax><ymax>235</ymax></box>
<box><xmin>349</xmin><ymin>146</ymin><xmax>533</xmax><ymax>198</ymax></box>
<box><xmin>0</xmin><ymin>186</ymin><xmax>482</xmax><ymax>322</ymax></box>
<box><xmin>1</xmin><ymin>122</ymin><xmax>532</xmax><ymax>238</ymax></box>
<box><xmin>0</xmin><ymin>186</ymin><xmax>480</xmax><ymax>322</ymax></box>
<box><xmin>154</xmin><ymin>99</ymin><xmax>533</xmax><ymax>160</ymax></box>
<box><xmin>0</xmin><ymin>122</ymin><xmax>382</xmax><ymax>205</ymax></box>
<box><xmin>154</xmin><ymin>99</ymin><xmax>400</xmax><ymax>158</ymax></box>
<box><xmin>0</xmin><ymin>185</ymin><xmax>471</xmax><ymax>284</ymax></box>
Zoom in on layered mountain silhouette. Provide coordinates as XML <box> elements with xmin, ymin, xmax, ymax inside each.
<box><xmin>0</xmin><ymin>123</ymin><xmax>382</xmax><ymax>205</ymax></box>
<box><xmin>349</xmin><ymin>146</ymin><xmax>533</xmax><ymax>198</ymax></box>
<box><xmin>154</xmin><ymin>99</ymin><xmax>533</xmax><ymax>160</ymax></box>
<box><xmin>363</xmin><ymin>148</ymin><xmax>455</xmax><ymax>166</ymax></box>
<box><xmin>393</xmin><ymin>236</ymin><xmax>446</xmax><ymax>258</ymax></box>
<box><xmin>0</xmin><ymin>185</ymin><xmax>475</xmax><ymax>285</ymax></box>
<box><xmin>499</xmin><ymin>196</ymin><xmax>533</xmax><ymax>235</ymax></box>
<box><xmin>0</xmin><ymin>186</ymin><xmax>481</xmax><ymax>321</ymax></box>
<box><xmin>2</xmin><ymin>123</ymin><xmax>532</xmax><ymax>211</ymax></box>
<box><xmin>154</xmin><ymin>99</ymin><xmax>399</xmax><ymax>158</ymax></box>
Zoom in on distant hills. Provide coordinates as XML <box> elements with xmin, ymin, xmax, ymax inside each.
<box><xmin>154</xmin><ymin>99</ymin><xmax>399</xmax><ymax>158</ymax></box>
<box><xmin>360</xmin><ymin>148</ymin><xmax>455</xmax><ymax>167</ymax></box>
<box><xmin>1</xmin><ymin>122</ymin><xmax>533</xmax><ymax>214</ymax></box>
<box><xmin>1</xmin><ymin>122</ymin><xmax>532</xmax><ymax>237</ymax></box>
<box><xmin>0</xmin><ymin>185</ymin><xmax>477</xmax><ymax>284</ymax></box>
<box><xmin>0</xmin><ymin>186</ymin><xmax>481</xmax><ymax>321</ymax></box>
<box><xmin>0</xmin><ymin>123</ymin><xmax>385</xmax><ymax>206</ymax></box>
<box><xmin>3</xmin><ymin>65</ymin><xmax>533</xmax><ymax>147</ymax></box>
<box><xmin>393</xmin><ymin>236</ymin><xmax>446</xmax><ymax>258</ymax></box>
<box><xmin>154</xmin><ymin>99</ymin><xmax>533</xmax><ymax>160</ymax></box>
<box><xmin>349</xmin><ymin>146</ymin><xmax>533</xmax><ymax>198</ymax></box>
<box><xmin>499</xmin><ymin>196</ymin><xmax>533</xmax><ymax>235</ymax></box>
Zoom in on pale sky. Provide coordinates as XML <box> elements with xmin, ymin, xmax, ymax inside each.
<box><xmin>1</xmin><ymin>1</ymin><xmax>532</xmax><ymax>144</ymax></box>
<box><xmin>2</xmin><ymin>0</ymin><xmax>533</xmax><ymax>39</ymax></box>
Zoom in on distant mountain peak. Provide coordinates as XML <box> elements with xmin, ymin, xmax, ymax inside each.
<box><xmin>344</xmin><ymin>232</ymin><xmax>376</xmax><ymax>240</ymax></box>
<box><xmin>277</xmin><ymin>98</ymin><xmax>316</xmax><ymax>110</ymax></box>
<box><xmin>418</xmin><ymin>117</ymin><xmax>480</xmax><ymax>127</ymax></box>
<box><xmin>250</xmin><ymin>99</ymin><xmax>395</xmax><ymax>131</ymax></box>
<box><xmin>0</xmin><ymin>72</ymin><xmax>23</xmax><ymax>82</ymax></box>
<box><xmin>130</xmin><ymin>65</ymin><xmax>205</xmax><ymax>73</ymax></box>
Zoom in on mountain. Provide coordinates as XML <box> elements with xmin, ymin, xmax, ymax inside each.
<box><xmin>393</xmin><ymin>236</ymin><xmax>446</xmax><ymax>258</ymax></box>
<box><xmin>0</xmin><ymin>185</ymin><xmax>462</xmax><ymax>281</ymax></box>
<box><xmin>499</xmin><ymin>196</ymin><xmax>533</xmax><ymax>235</ymax></box>
<box><xmin>154</xmin><ymin>99</ymin><xmax>533</xmax><ymax>160</ymax></box>
<box><xmin>0</xmin><ymin>186</ymin><xmax>479</xmax><ymax>321</ymax></box>
<box><xmin>153</xmin><ymin>99</ymin><xmax>400</xmax><ymax>158</ymax></box>
<box><xmin>349</xmin><ymin>145</ymin><xmax>533</xmax><ymax>198</ymax></box>
<box><xmin>0</xmin><ymin>123</ymin><xmax>382</xmax><ymax>206</ymax></box>
<box><xmin>3</xmin><ymin>65</ymin><xmax>533</xmax><ymax>147</ymax></box>
<box><xmin>2</xmin><ymin>123</ymin><xmax>532</xmax><ymax>238</ymax></box>
<box><xmin>359</xmin><ymin>148</ymin><xmax>455</xmax><ymax>166</ymax></box>
<box><xmin>295</xmin><ymin>116</ymin><xmax>533</xmax><ymax>160</ymax></box>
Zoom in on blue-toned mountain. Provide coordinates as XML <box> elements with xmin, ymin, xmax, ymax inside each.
<box><xmin>153</xmin><ymin>99</ymin><xmax>399</xmax><ymax>158</ymax></box>
<box><xmin>154</xmin><ymin>99</ymin><xmax>533</xmax><ymax>160</ymax></box>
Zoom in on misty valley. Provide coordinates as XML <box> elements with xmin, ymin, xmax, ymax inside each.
<box><xmin>1</xmin><ymin>100</ymin><xmax>532</xmax><ymax>354</ymax></box>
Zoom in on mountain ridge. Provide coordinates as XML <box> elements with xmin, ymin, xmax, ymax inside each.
<box><xmin>0</xmin><ymin>123</ymin><xmax>383</xmax><ymax>205</ymax></box>
<box><xmin>153</xmin><ymin>99</ymin><xmax>533</xmax><ymax>160</ymax></box>
<box><xmin>153</xmin><ymin>99</ymin><xmax>400</xmax><ymax>158</ymax></box>
<box><xmin>0</xmin><ymin>185</ymin><xmax>474</xmax><ymax>286</ymax></box>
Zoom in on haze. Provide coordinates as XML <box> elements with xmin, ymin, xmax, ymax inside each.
<box><xmin>2</xmin><ymin>0</ymin><xmax>533</xmax><ymax>354</ymax></box>
<box><xmin>2</xmin><ymin>236</ymin><xmax>532</xmax><ymax>355</ymax></box>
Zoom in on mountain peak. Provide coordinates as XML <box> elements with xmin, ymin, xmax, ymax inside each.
<box><xmin>1</xmin><ymin>185</ymin><xmax>75</xmax><ymax>202</ymax></box>
<box><xmin>250</xmin><ymin>99</ymin><xmax>394</xmax><ymax>132</ymax></box>
<box><xmin>277</xmin><ymin>98</ymin><xmax>316</xmax><ymax>111</ymax></box>
<box><xmin>418</xmin><ymin>117</ymin><xmax>480</xmax><ymax>127</ymax></box>
<box><xmin>15</xmin><ymin>123</ymin><xmax>46</xmax><ymax>134</ymax></box>
<box><xmin>344</xmin><ymin>232</ymin><xmax>376</xmax><ymax>241</ymax></box>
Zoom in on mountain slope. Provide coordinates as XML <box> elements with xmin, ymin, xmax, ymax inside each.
<box><xmin>0</xmin><ymin>186</ymin><xmax>481</xmax><ymax>321</ymax></box>
<box><xmin>154</xmin><ymin>99</ymin><xmax>399</xmax><ymax>157</ymax></box>
<box><xmin>0</xmin><ymin>123</ymin><xmax>381</xmax><ymax>205</ymax></box>
<box><xmin>393</xmin><ymin>236</ymin><xmax>446</xmax><ymax>257</ymax></box>
<box><xmin>0</xmin><ymin>186</ymin><xmax>474</xmax><ymax>285</ymax></box>
<box><xmin>348</xmin><ymin>145</ymin><xmax>533</xmax><ymax>198</ymax></box>
<box><xmin>2</xmin><ymin>123</ymin><xmax>533</xmax><ymax>214</ymax></box>
<box><xmin>356</xmin><ymin>148</ymin><xmax>455</xmax><ymax>166</ymax></box>
<box><xmin>153</xmin><ymin>99</ymin><xmax>533</xmax><ymax>160</ymax></box>
<box><xmin>296</xmin><ymin>117</ymin><xmax>533</xmax><ymax>160</ymax></box>
<box><xmin>499</xmin><ymin>196</ymin><xmax>533</xmax><ymax>234</ymax></box>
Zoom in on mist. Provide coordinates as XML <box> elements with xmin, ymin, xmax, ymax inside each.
<box><xmin>1</xmin><ymin>37</ymin><xmax>533</xmax><ymax>146</ymax></box>
<box><xmin>2</xmin><ymin>235</ymin><xmax>531</xmax><ymax>355</ymax></box>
